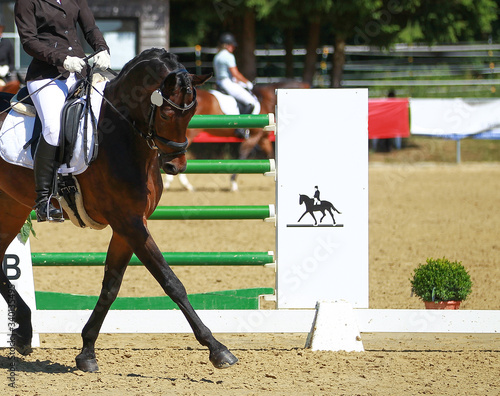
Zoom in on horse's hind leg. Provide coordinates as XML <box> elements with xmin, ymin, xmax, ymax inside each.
<box><xmin>328</xmin><ymin>208</ymin><xmax>336</xmax><ymax>225</ymax></box>
<box><xmin>230</xmin><ymin>129</ymin><xmax>265</xmax><ymax>192</ymax></box>
<box><xmin>75</xmin><ymin>232</ymin><xmax>132</xmax><ymax>372</ymax></box>
<box><xmin>0</xmin><ymin>194</ymin><xmax>33</xmax><ymax>355</ymax></box>
<box><xmin>319</xmin><ymin>210</ymin><xmax>327</xmax><ymax>223</ymax></box>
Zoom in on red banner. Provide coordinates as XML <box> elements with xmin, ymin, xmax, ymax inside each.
<box><xmin>192</xmin><ymin>98</ymin><xmax>410</xmax><ymax>143</ymax></box>
<box><xmin>368</xmin><ymin>98</ymin><xmax>409</xmax><ymax>139</ymax></box>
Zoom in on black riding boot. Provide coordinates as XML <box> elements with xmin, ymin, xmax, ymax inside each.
<box><xmin>234</xmin><ymin>103</ymin><xmax>254</xmax><ymax>139</ymax></box>
<box><xmin>33</xmin><ymin>136</ymin><xmax>63</xmax><ymax>223</ymax></box>
<box><xmin>239</xmin><ymin>103</ymin><xmax>254</xmax><ymax>115</ymax></box>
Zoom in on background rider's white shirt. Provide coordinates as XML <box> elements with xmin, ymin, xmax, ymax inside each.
<box><xmin>214</xmin><ymin>49</ymin><xmax>236</xmax><ymax>82</ymax></box>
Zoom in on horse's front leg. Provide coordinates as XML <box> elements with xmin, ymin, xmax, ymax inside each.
<box><xmin>135</xmin><ymin>233</ymin><xmax>238</xmax><ymax>369</ymax></box>
<box><xmin>309</xmin><ymin>212</ymin><xmax>318</xmax><ymax>225</ymax></box>
<box><xmin>297</xmin><ymin>211</ymin><xmax>308</xmax><ymax>223</ymax></box>
<box><xmin>0</xmin><ymin>269</ymin><xmax>33</xmax><ymax>355</ymax></box>
<box><xmin>0</xmin><ymin>200</ymin><xmax>34</xmax><ymax>355</ymax></box>
<box><xmin>75</xmin><ymin>232</ymin><xmax>132</xmax><ymax>372</ymax></box>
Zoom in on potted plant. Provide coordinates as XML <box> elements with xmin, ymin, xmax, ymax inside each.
<box><xmin>410</xmin><ymin>257</ymin><xmax>472</xmax><ymax>309</ymax></box>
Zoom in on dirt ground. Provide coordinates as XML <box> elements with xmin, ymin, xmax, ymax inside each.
<box><xmin>2</xmin><ymin>164</ymin><xmax>500</xmax><ymax>395</ymax></box>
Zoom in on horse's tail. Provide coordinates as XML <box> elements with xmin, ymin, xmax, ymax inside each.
<box><xmin>323</xmin><ymin>200</ymin><xmax>335</xmax><ymax>210</ymax></box>
<box><xmin>324</xmin><ymin>200</ymin><xmax>341</xmax><ymax>213</ymax></box>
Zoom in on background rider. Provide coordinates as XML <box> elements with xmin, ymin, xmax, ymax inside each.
<box><xmin>213</xmin><ymin>32</ymin><xmax>259</xmax><ymax>139</ymax></box>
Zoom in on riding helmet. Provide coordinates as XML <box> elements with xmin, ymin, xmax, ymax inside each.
<box><xmin>219</xmin><ymin>32</ymin><xmax>237</xmax><ymax>47</ymax></box>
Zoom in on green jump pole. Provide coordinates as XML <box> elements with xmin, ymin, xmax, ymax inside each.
<box><xmin>148</xmin><ymin>205</ymin><xmax>274</xmax><ymax>220</ymax></box>
<box><xmin>31</xmin><ymin>251</ymin><xmax>275</xmax><ymax>267</ymax></box>
<box><xmin>184</xmin><ymin>159</ymin><xmax>274</xmax><ymax>174</ymax></box>
<box><xmin>187</xmin><ymin>114</ymin><xmax>271</xmax><ymax>129</ymax></box>
<box><xmin>30</xmin><ymin>204</ymin><xmax>275</xmax><ymax>221</ymax></box>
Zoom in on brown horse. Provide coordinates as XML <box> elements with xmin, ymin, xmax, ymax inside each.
<box><xmin>0</xmin><ymin>48</ymin><xmax>238</xmax><ymax>372</ymax></box>
<box><xmin>0</xmin><ymin>79</ymin><xmax>21</xmax><ymax>94</ymax></box>
<box><xmin>166</xmin><ymin>80</ymin><xmax>309</xmax><ymax>191</ymax></box>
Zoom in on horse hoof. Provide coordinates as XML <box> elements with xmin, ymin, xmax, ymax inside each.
<box><xmin>210</xmin><ymin>349</ymin><xmax>238</xmax><ymax>369</ymax></box>
<box><xmin>75</xmin><ymin>354</ymin><xmax>99</xmax><ymax>372</ymax></box>
<box><xmin>12</xmin><ymin>332</ymin><xmax>33</xmax><ymax>355</ymax></box>
<box><xmin>15</xmin><ymin>343</ymin><xmax>33</xmax><ymax>356</ymax></box>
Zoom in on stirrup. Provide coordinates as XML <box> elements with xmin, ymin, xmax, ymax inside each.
<box><xmin>35</xmin><ymin>200</ymin><xmax>64</xmax><ymax>223</ymax></box>
<box><xmin>234</xmin><ymin>128</ymin><xmax>250</xmax><ymax>140</ymax></box>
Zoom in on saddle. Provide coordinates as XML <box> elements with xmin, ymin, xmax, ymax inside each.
<box><xmin>12</xmin><ymin>77</ymin><xmax>98</xmax><ymax>166</ymax></box>
<box><xmin>7</xmin><ymin>73</ymin><xmax>107</xmax><ymax>229</ymax></box>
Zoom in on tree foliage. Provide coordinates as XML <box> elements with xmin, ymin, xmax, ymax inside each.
<box><xmin>169</xmin><ymin>0</ymin><xmax>499</xmax><ymax>86</ymax></box>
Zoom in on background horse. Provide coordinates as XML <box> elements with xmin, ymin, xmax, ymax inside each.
<box><xmin>298</xmin><ymin>194</ymin><xmax>341</xmax><ymax>225</ymax></box>
<box><xmin>0</xmin><ymin>79</ymin><xmax>21</xmax><ymax>94</ymax></box>
<box><xmin>0</xmin><ymin>48</ymin><xmax>237</xmax><ymax>372</ymax></box>
<box><xmin>165</xmin><ymin>80</ymin><xmax>309</xmax><ymax>191</ymax></box>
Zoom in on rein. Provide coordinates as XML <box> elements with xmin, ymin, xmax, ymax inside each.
<box><xmin>91</xmin><ymin>68</ymin><xmax>192</xmax><ymax>159</ymax></box>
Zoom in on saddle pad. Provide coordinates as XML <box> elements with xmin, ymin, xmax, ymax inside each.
<box><xmin>208</xmin><ymin>89</ymin><xmax>239</xmax><ymax>115</ymax></box>
<box><xmin>209</xmin><ymin>89</ymin><xmax>261</xmax><ymax>116</ymax></box>
<box><xmin>0</xmin><ymin>81</ymin><xmax>107</xmax><ymax>175</ymax></box>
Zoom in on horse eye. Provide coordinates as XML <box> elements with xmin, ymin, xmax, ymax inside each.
<box><xmin>160</xmin><ymin>111</ymin><xmax>171</xmax><ymax>121</ymax></box>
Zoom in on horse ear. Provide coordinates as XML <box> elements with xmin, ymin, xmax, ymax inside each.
<box><xmin>190</xmin><ymin>73</ymin><xmax>212</xmax><ymax>87</ymax></box>
<box><xmin>162</xmin><ymin>72</ymin><xmax>177</xmax><ymax>92</ymax></box>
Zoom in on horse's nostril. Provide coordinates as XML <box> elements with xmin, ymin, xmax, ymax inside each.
<box><xmin>162</xmin><ymin>162</ymin><xmax>179</xmax><ymax>175</ymax></box>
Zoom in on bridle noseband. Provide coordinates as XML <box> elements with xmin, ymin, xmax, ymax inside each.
<box><xmin>145</xmin><ymin>68</ymin><xmax>195</xmax><ymax>159</ymax></box>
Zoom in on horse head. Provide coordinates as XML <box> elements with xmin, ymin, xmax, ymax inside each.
<box><xmin>151</xmin><ymin>68</ymin><xmax>210</xmax><ymax>174</ymax></box>
<box><xmin>106</xmin><ymin>48</ymin><xmax>210</xmax><ymax>175</ymax></box>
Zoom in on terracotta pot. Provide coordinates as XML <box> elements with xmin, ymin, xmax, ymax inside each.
<box><xmin>424</xmin><ymin>300</ymin><xmax>461</xmax><ymax>310</ymax></box>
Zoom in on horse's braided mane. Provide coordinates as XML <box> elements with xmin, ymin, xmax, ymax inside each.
<box><xmin>114</xmin><ymin>48</ymin><xmax>182</xmax><ymax>81</ymax></box>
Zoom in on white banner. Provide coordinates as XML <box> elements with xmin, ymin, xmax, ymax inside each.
<box><xmin>410</xmin><ymin>98</ymin><xmax>500</xmax><ymax>139</ymax></box>
<box><xmin>275</xmin><ymin>89</ymin><xmax>369</xmax><ymax>309</ymax></box>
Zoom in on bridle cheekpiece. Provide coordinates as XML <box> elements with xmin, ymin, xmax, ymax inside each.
<box><xmin>146</xmin><ymin>69</ymin><xmax>196</xmax><ymax>158</ymax></box>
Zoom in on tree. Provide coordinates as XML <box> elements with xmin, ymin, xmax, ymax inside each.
<box><xmin>321</xmin><ymin>0</ymin><xmax>498</xmax><ymax>87</ymax></box>
<box><xmin>169</xmin><ymin>0</ymin><xmax>499</xmax><ymax>87</ymax></box>
<box><xmin>322</xmin><ymin>0</ymin><xmax>398</xmax><ymax>87</ymax></box>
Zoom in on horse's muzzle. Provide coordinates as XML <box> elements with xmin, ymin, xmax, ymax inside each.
<box><xmin>160</xmin><ymin>155</ymin><xmax>186</xmax><ymax>175</ymax></box>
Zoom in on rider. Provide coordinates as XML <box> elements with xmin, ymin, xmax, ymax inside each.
<box><xmin>313</xmin><ymin>186</ymin><xmax>321</xmax><ymax>205</ymax></box>
<box><xmin>15</xmin><ymin>0</ymin><xmax>111</xmax><ymax>222</ymax></box>
<box><xmin>213</xmin><ymin>32</ymin><xmax>259</xmax><ymax>139</ymax></box>
<box><xmin>0</xmin><ymin>16</ymin><xmax>15</xmax><ymax>84</ymax></box>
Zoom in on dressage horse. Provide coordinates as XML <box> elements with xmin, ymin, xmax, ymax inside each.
<box><xmin>0</xmin><ymin>48</ymin><xmax>238</xmax><ymax>372</ymax></box>
<box><xmin>165</xmin><ymin>80</ymin><xmax>309</xmax><ymax>191</ymax></box>
<box><xmin>297</xmin><ymin>194</ymin><xmax>341</xmax><ymax>225</ymax></box>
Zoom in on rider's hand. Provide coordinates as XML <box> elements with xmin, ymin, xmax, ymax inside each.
<box><xmin>63</xmin><ymin>56</ymin><xmax>85</xmax><ymax>73</ymax></box>
<box><xmin>0</xmin><ymin>65</ymin><xmax>9</xmax><ymax>78</ymax></box>
<box><xmin>94</xmin><ymin>50</ymin><xmax>111</xmax><ymax>71</ymax></box>
<box><xmin>245</xmin><ymin>81</ymin><xmax>254</xmax><ymax>90</ymax></box>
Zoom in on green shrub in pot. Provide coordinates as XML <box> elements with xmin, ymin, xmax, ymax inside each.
<box><xmin>410</xmin><ymin>257</ymin><xmax>472</xmax><ymax>303</ymax></box>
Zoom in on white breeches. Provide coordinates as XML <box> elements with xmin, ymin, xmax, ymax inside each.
<box><xmin>218</xmin><ymin>78</ymin><xmax>259</xmax><ymax>110</ymax></box>
<box><xmin>27</xmin><ymin>74</ymin><xmax>77</xmax><ymax>146</ymax></box>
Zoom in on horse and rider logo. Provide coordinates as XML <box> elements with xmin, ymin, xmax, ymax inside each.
<box><xmin>287</xmin><ymin>186</ymin><xmax>343</xmax><ymax>227</ymax></box>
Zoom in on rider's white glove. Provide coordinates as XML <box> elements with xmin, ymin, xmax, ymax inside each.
<box><xmin>0</xmin><ymin>65</ymin><xmax>9</xmax><ymax>78</ymax></box>
<box><xmin>246</xmin><ymin>81</ymin><xmax>254</xmax><ymax>90</ymax></box>
<box><xmin>63</xmin><ymin>56</ymin><xmax>85</xmax><ymax>73</ymax></box>
<box><xmin>93</xmin><ymin>50</ymin><xmax>111</xmax><ymax>70</ymax></box>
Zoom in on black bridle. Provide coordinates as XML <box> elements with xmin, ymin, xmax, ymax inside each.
<box><xmin>145</xmin><ymin>68</ymin><xmax>196</xmax><ymax>159</ymax></box>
